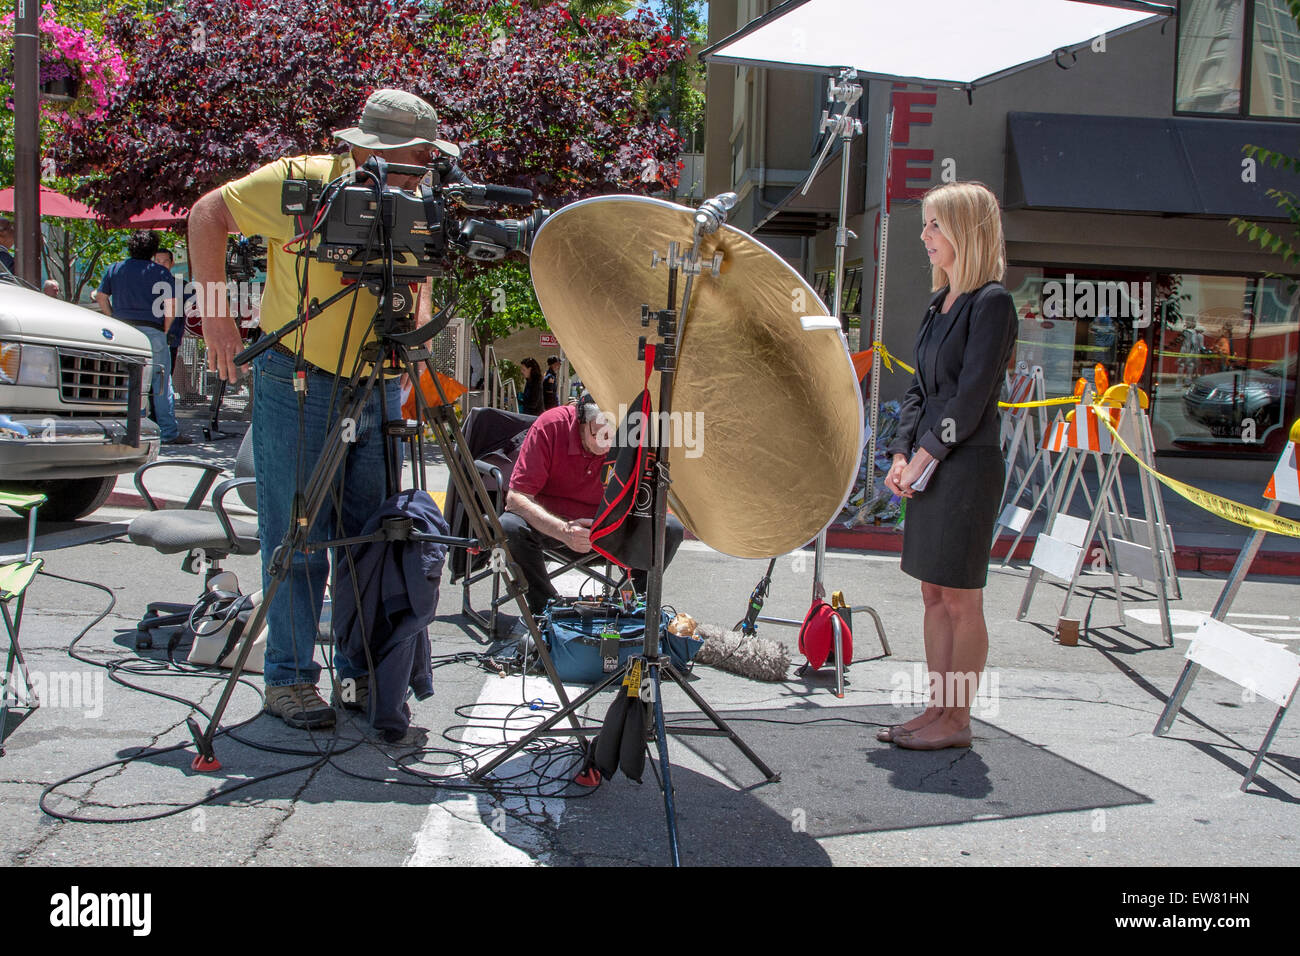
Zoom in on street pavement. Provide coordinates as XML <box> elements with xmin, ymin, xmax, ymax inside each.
<box><xmin>1</xmin><ymin>395</ymin><xmax>1298</xmax><ymax>867</ymax></box>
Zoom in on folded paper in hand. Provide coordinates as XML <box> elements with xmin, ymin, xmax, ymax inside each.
<box><xmin>910</xmin><ymin>457</ymin><xmax>938</xmax><ymax>493</ymax></box>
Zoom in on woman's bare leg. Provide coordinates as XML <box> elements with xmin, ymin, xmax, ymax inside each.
<box><xmin>897</xmin><ymin>582</ymin><xmax>953</xmax><ymax>734</ymax></box>
<box><xmin>904</xmin><ymin>585</ymin><xmax>988</xmax><ymax>744</ymax></box>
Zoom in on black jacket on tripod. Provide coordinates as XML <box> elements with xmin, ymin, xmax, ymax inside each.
<box><xmin>332</xmin><ymin>489</ymin><xmax>448</xmax><ymax>740</ymax></box>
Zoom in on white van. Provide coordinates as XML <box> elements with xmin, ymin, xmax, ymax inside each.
<box><xmin>0</xmin><ymin>275</ymin><xmax>159</xmax><ymax>519</ymax></box>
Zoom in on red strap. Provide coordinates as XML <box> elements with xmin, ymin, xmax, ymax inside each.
<box><xmin>643</xmin><ymin>343</ymin><xmax>655</xmax><ymax>385</ymax></box>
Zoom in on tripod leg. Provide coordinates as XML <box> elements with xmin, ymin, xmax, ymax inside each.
<box><xmin>651</xmin><ymin>661</ymin><xmax>681</xmax><ymax>867</ymax></box>
<box><xmin>190</xmin><ymin>359</ymin><xmax>388</xmax><ymax>767</ymax></box>
<box><xmin>205</xmin><ymin>376</ymin><xmax>227</xmax><ymax>440</ymax></box>
<box><xmin>662</xmin><ymin>661</ymin><xmax>780</xmax><ymax>782</ymax></box>
<box><xmin>403</xmin><ymin>352</ymin><xmax>586</xmax><ymax>754</ymax></box>
<box><xmin>856</xmin><ymin>605</ymin><xmax>891</xmax><ymax>657</ymax></box>
<box><xmin>471</xmin><ymin>663</ymin><xmax>628</xmax><ymax>781</ymax></box>
<box><xmin>832</xmin><ymin>615</ymin><xmax>845</xmax><ymax>699</ymax></box>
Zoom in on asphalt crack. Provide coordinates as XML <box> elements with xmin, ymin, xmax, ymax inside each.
<box><xmin>11</xmin><ymin>669</ymin><xmax>239</xmax><ymax>863</ymax></box>
<box><xmin>916</xmin><ymin>747</ymin><xmax>974</xmax><ymax>788</ymax></box>
<box><xmin>240</xmin><ymin>766</ymin><xmax>322</xmax><ymax>865</ymax></box>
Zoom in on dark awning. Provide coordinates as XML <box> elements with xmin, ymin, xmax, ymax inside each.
<box><xmin>1005</xmin><ymin>112</ymin><xmax>1300</xmax><ymax>219</ymax></box>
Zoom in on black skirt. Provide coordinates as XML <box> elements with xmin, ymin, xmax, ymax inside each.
<box><xmin>900</xmin><ymin>443</ymin><xmax>1003</xmax><ymax>590</ymax></box>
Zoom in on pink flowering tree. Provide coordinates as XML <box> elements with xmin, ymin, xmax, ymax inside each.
<box><xmin>0</xmin><ymin>3</ymin><xmax>127</xmax><ymax>123</ymax></box>
<box><xmin>0</xmin><ymin>5</ymin><xmax>131</xmax><ymax>300</ymax></box>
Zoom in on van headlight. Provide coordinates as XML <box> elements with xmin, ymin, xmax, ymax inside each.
<box><xmin>0</xmin><ymin>342</ymin><xmax>59</xmax><ymax>387</ymax></box>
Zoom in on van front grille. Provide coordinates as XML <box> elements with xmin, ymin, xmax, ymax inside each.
<box><xmin>58</xmin><ymin>349</ymin><xmax>134</xmax><ymax>405</ymax></box>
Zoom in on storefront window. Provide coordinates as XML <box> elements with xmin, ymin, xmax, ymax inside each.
<box><xmin>812</xmin><ymin>264</ymin><xmax>864</xmax><ymax>348</ymax></box>
<box><xmin>1004</xmin><ymin>268</ymin><xmax>1298</xmax><ymax>456</ymax></box>
<box><xmin>1005</xmin><ymin>266</ymin><xmax>1146</xmax><ymax>398</ymax></box>
<box><xmin>1151</xmin><ymin>273</ymin><xmax>1298</xmax><ymax>453</ymax></box>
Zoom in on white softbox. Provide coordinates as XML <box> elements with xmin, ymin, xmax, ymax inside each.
<box><xmin>701</xmin><ymin>0</ymin><xmax>1173</xmax><ymax>87</ymax></box>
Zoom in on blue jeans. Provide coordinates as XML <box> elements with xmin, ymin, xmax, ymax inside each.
<box><xmin>251</xmin><ymin>348</ymin><xmax>402</xmax><ymax>687</ymax></box>
<box><xmin>138</xmin><ymin>325</ymin><xmax>179</xmax><ymax>441</ymax></box>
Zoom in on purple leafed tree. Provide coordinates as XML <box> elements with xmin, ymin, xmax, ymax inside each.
<box><xmin>52</xmin><ymin>0</ymin><xmax>689</xmax><ymax>222</ymax></box>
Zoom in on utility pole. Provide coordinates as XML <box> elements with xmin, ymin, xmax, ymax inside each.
<box><xmin>669</xmin><ymin>0</ymin><xmax>681</xmax><ymax>201</ymax></box>
<box><xmin>13</xmin><ymin>0</ymin><xmax>42</xmax><ymax>284</ymax></box>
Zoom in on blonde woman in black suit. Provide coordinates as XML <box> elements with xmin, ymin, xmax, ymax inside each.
<box><xmin>880</xmin><ymin>181</ymin><xmax>1018</xmax><ymax>751</ymax></box>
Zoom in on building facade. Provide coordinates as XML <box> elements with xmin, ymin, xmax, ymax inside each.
<box><xmin>706</xmin><ymin>0</ymin><xmax>1300</xmax><ymax>482</ymax></box>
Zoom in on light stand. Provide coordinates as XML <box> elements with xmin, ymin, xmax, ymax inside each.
<box><xmin>740</xmin><ymin>69</ymin><xmax>892</xmax><ymax>684</ymax></box>
<box><xmin>469</xmin><ymin>193</ymin><xmax>780</xmax><ymax>867</ymax></box>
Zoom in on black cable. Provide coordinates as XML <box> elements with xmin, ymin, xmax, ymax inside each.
<box><xmin>35</xmin><ymin>569</ymin><xmax>340</xmax><ymax>824</ymax></box>
<box><xmin>34</xmin><ymin>569</ymin><xmax>604</xmax><ymax>823</ymax></box>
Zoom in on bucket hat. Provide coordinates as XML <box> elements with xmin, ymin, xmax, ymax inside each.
<box><xmin>333</xmin><ymin>89</ymin><xmax>460</xmax><ymax>157</ymax></box>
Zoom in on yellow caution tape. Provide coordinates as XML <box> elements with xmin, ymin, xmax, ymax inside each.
<box><xmin>1100</xmin><ymin>417</ymin><xmax>1300</xmax><ymax>538</ymax></box>
<box><xmin>1015</xmin><ymin>339</ymin><xmax>1110</xmax><ymax>353</ymax></box>
<box><xmin>1155</xmin><ymin>350</ymin><xmax>1276</xmax><ymax>365</ymax></box>
<box><xmin>999</xmin><ymin>396</ymin><xmax>1079</xmax><ymax>409</ymax></box>
<box><xmin>870</xmin><ymin>341</ymin><xmax>915</xmax><ymax>376</ymax></box>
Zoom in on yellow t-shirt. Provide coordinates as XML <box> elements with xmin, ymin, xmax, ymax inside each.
<box><xmin>221</xmin><ymin>153</ymin><xmax>384</xmax><ymax>375</ymax></box>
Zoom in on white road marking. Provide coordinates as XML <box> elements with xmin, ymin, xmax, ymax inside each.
<box><xmin>1126</xmin><ymin>609</ymin><xmax>1300</xmax><ymax>642</ymax></box>
<box><xmin>1124</xmin><ymin>609</ymin><xmax>1212</xmax><ymax>628</ymax></box>
<box><xmin>676</xmin><ymin>540</ymin><xmax>900</xmax><ymax>563</ymax></box>
<box><xmin>404</xmin><ymin>674</ymin><xmax>582</xmax><ymax>867</ymax></box>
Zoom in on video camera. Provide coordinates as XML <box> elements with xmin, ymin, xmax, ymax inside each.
<box><xmin>282</xmin><ymin>155</ymin><xmax>548</xmax><ymax>284</ymax></box>
<box><xmin>225</xmin><ymin>235</ymin><xmax>267</xmax><ymax>282</ymax></box>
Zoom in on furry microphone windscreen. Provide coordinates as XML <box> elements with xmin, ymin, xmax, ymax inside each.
<box><xmin>694</xmin><ymin>623</ymin><xmax>790</xmax><ymax>682</ymax></box>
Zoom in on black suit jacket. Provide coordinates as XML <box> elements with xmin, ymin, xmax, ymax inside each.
<box><xmin>887</xmin><ymin>281</ymin><xmax>1018</xmax><ymax>462</ymax></box>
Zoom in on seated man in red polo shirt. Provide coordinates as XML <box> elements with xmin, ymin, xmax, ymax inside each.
<box><xmin>503</xmin><ymin>394</ymin><xmax>685</xmax><ymax>615</ymax></box>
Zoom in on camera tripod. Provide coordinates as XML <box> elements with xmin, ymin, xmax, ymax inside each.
<box><xmin>185</xmin><ymin>279</ymin><xmax>586</xmax><ymax>772</ymax></box>
<box><xmin>468</xmin><ymin>197</ymin><xmax>780</xmax><ymax>866</ymax></box>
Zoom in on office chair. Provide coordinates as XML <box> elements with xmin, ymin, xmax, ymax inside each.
<box><xmin>127</xmin><ymin>429</ymin><xmax>258</xmax><ymax>648</ymax></box>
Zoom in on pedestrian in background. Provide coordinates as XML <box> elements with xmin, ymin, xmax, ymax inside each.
<box><xmin>520</xmin><ymin>356</ymin><xmax>545</xmax><ymax>416</ymax></box>
<box><xmin>0</xmin><ymin>217</ymin><xmax>14</xmax><ymax>273</ymax></box>
<box><xmin>95</xmin><ymin>231</ymin><xmax>191</xmax><ymax>445</ymax></box>
<box><xmin>542</xmin><ymin>354</ymin><xmax>560</xmax><ymax>410</ymax></box>
<box><xmin>881</xmin><ymin>181</ymin><xmax>1018</xmax><ymax>751</ymax></box>
<box><xmin>154</xmin><ymin>246</ymin><xmax>193</xmax><ymax>385</ymax></box>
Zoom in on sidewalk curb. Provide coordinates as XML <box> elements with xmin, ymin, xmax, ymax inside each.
<box><xmin>105</xmin><ymin>488</ymin><xmax>255</xmax><ymax>518</ymax></box>
<box><xmin>817</xmin><ymin>525</ymin><xmax>1300</xmax><ymax>579</ymax></box>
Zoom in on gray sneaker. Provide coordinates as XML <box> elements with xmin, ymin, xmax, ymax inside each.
<box><xmin>264</xmin><ymin>683</ymin><xmax>336</xmax><ymax>729</ymax></box>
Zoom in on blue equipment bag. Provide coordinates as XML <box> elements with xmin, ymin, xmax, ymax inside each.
<box><xmin>543</xmin><ymin>601</ymin><xmax>702</xmax><ymax>684</ymax></box>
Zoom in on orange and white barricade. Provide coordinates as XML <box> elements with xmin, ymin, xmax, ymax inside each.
<box><xmin>1155</xmin><ymin>434</ymin><xmax>1300</xmax><ymax>791</ymax></box>
<box><xmin>1019</xmin><ymin>388</ymin><xmax>1178</xmax><ymax>645</ymax></box>
<box><xmin>1264</xmin><ymin>441</ymin><xmax>1300</xmax><ymax>507</ymax></box>
<box><xmin>1066</xmin><ymin>403</ymin><xmax>1112</xmax><ymax>454</ymax></box>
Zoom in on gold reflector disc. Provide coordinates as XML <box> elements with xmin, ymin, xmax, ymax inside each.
<box><xmin>529</xmin><ymin>195</ymin><xmax>863</xmax><ymax>559</ymax></box>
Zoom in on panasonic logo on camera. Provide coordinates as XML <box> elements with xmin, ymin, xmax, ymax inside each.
<box><xmin>49</xmin><ymin>886</ymin><xmax>151</xmax><ymax>936</ymax></box>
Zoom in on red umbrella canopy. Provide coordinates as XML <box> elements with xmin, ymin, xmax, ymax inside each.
<box><xmin>123</xmin><ymin>204</ymin><xmax>189</xmax><ymax>228</ymax></box>
<box><xmin>0</xmin><ymin>185</ymin><xmax>99</xmax><ymax>219</ymax></box>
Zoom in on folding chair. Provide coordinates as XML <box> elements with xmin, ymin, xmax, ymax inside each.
<box><xmin>459</xmin><ymin>457</ymin><xmax>626</xmax><ymax>638</ymax></box>
<box><xmin>0</xmin><ymin>490</ymin><xmax>46</xmax><ymax>755</ymax></box>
